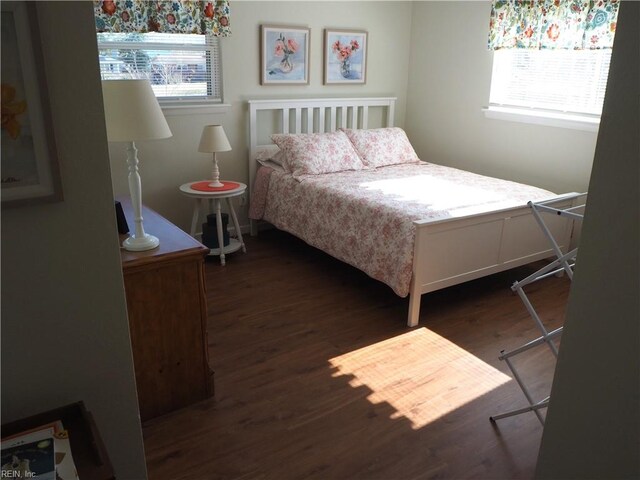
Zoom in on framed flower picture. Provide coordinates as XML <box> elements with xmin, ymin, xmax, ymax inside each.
<box><xmin>260</xmin><ymin>25</ymin><xmax>310</xmax><ymax>85</ymax></box>
<box><xmin>1</xmin><ymin>2</ymin><xmax>62</xmax><ymax>206</ymax></box>
<box><xmin>324</xmin><ymin>29</ymin><xmax>367</xmax><ymax>85</ymax></box>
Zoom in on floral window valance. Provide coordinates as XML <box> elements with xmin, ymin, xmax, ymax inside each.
<box><xmin>489</xmin><ymin>0</ymin><xmax>618</xmax><ymax>50</ymax></box>
<box><xmin>94</xmin><ymin>1</ymin><xmax>230</xmax><ymax>36</ymax></box>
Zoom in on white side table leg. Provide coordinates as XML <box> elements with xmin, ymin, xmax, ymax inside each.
<box><xmin>215</xmin><ymin>199</ymin><xmax>226</xmax><ymax>266</ymax></box>
<box><xmin>190</xmin><ymin>198</ymin><xmax>202</xmax><ymax>237</ymax></box>
<box><xmin>226</xmin><ymin>197</ymin><xmax>246</xmax><ymax>253</ymax></box>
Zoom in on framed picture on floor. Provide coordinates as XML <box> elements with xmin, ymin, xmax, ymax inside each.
<box><xmin>324</xmin><ymin>29</ymin><xmax>367</xmax><ymax>85</ymax></box>
<box><xmin>1</xmin><ymin>1</ymin><xmax>62</xmax><ymax>206</ymax></box>
<box><xmin>260</xmin><ymin>25</ymin><xmax>310</xmax><ymax>85</ymax></box>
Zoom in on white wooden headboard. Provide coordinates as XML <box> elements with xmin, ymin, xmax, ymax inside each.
<box><xmin>247</xmin><ymin>97</ymin><xmax>397</xmax><ymax>205</ymax></box>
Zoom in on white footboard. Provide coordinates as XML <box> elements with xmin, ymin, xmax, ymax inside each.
<box><xmin>407</xmin><ymin>193</ymin><xmax>586</xmax><ymax>327</ymax></box>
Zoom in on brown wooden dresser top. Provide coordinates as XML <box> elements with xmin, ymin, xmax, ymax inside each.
<box><xmin>117</xmin><ymin>196</ymin><xmax>208</xmax><ymax>270</ymax></box>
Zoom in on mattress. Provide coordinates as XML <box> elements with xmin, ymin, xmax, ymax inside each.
<box><xmin>250</xmin><ymin>162</ymin><xmax>555</xmax><ymax>297</ymax></box>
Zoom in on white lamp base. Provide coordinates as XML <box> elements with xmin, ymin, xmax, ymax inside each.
<box><xmin>123</xmin><ymin>141</ymin><xmax>160</xmax><ymax>252</ymax></box>
<box><xmin>209</xmin><ymin>154</ymin><xmax>224</xmax><ymax>189</ymax></box>
<box><xmin>123</xmin><ymin>234</ymin><xmax>160</xmax><ymax>252</ymax></box>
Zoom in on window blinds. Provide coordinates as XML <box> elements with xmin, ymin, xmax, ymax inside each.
<box><xmin>490</xmin><ymin>49</ymin><xmax>611</xmax><ymax>116</ymax></box>
<box><xmin>98</xmin><ymin>33</ymin><xmax>222</xmax><ymax>102</ymax></box>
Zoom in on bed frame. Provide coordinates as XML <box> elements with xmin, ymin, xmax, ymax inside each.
<box><xmin>248</xmin><ymin>97</ymin><xmax>582</xmax><ymax>327</ymax></box>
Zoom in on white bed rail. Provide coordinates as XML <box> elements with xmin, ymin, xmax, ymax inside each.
<box><xmin>407</xmin><ymin>192</ymin><xmax>587</xmax><ymax>326</ymax></box>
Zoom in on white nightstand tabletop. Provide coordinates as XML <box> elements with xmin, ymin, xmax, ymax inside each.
<box><xmin>179</xmin><ymin>181</ymin><xmax>246</xmax><ymax>199</ymax></box>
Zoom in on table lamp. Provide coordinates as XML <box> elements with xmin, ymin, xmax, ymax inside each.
<box><xmin>102</xmin><ymin>79</ymin><xmax>172</xmax><ymax>251</ymax></box>
<box><xmin>198</xmin><ymin>125</ymin><xmax>232</xmax><ymax>188</ymax></box>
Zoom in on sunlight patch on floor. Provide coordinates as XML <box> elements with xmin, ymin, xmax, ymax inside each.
<box><xmin>329</xmin><ymin>328</ymin><xmax>511</xmax><ymax>429</ymax></box>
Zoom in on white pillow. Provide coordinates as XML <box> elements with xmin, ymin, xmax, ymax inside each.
<box><xmin>256</xmin><ymin>158</ymin><xmax>285</xmax><ymax>172</ymax></box>
<box><xmin>255</xmin><ymin>146</ymin><xmax>285</xmax><ymax>167</ymax></box>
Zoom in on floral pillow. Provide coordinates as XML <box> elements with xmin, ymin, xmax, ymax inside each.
<box><xmin>271</xmin><ymin>130</ymin><xmax>365</xmax><ymax>179</ymax></box>
<box><xmin>342</xmin><ymin>127</ymin><xmax>420</xmax><ymax>168</ymax></box>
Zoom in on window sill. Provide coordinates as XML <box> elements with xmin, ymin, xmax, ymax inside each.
<box><xmin>483</xmin><ymin>106</ymin><xmax>600</xmax><ymax>132</ymax></box>
<box><xmin>160</xmin><ymin>102</ymin><xmax>231</xmax><ymax>117</ymax></box>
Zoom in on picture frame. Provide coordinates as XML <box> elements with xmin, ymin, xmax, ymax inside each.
<box><xmin>1</xmin><ymin>2</ymin><xmax>62</xmax><ymax>207</ymax></box>
<box><xmin>324</xmin><ymin>29</ymin><xmax>368</xmax><ymax>85</ymax></box>
<box><xmin>260</xmin><ymin>25</ymin><xmax>310</xmax><ymax>85</ymax></box>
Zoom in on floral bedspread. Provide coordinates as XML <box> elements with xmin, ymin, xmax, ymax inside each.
<box><xmin>250</xmin><ymin>163</ymin><xmax>555</xmax><ymax>297</ymax></box>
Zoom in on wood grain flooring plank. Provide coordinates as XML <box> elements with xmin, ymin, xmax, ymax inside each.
<box><xmin>143</xmin><ymin>229</ymin><xmax>570</xmax><ymax>480</ymax></box>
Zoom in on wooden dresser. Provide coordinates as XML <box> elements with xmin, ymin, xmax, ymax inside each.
<box><xmin>118</xmin><ymin>198</ymin><xmax>213</xmax><ymax>421</ymax></box>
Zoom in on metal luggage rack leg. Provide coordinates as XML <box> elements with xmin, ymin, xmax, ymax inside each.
<box><xmin>491</xmin><ymin>194</ymin><xmax>586</xmax><ymax>426</ymax></box>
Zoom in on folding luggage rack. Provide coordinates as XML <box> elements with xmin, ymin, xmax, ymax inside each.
<box><xmin>491</xmin><ymin>194</ymin><xmax>586</xmax><ymax>425</ymax></box>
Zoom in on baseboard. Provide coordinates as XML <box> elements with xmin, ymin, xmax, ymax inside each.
<box><xmin>227</xmin><ymin>222</ymin><xmax>273</xmax><ymax>236</ymax></box>
<box><xmin>227</xmin><ymin>224</ymin><xmax>250</xmax><ymax>236</ymax></box>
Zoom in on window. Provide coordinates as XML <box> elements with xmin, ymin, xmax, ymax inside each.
<box><xmin>486</xmin><ymin>49</ymin><xmax>612</xmax><ymax>130</ymax></box>
<box><xmin>97</xmin><ymin>32</ymin><xmax>222</xmax><ymax>105</ymax></box>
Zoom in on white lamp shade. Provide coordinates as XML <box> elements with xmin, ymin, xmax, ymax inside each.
<box><xmin>102</xmin><ymin>79</ymin><xmax>172</xmax><ymax>142</ymax></box>
<box><xmin>198</xmin><ymin>125</ymin><xmax>232</xmax><ymax>153</ymax></box>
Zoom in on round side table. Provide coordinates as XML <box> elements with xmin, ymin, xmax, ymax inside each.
<box><xmin>179</xmin><ymin>181</ymin><xmax>247</xmax><ymax>265</ymax></box>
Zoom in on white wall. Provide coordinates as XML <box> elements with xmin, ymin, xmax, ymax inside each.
<box><xmin>107</xmin><ymin>1</ymin><xmax>414</xmax><ymax>232</ymax></box>
<box><xmin>536</xmin><ymin>1</ymin><xmax>639</xmax><ymax>477</ymax></box>
<box><xmin>405</xmin><ymin>1</ymin><xmax>597</xmax><ymax>194</ymax></box>
<box><xmin>1</xmin><ymin>3</ymin><xmax>147</xmax><ymax>479</ymax></box>
<box><xmin>108</xmin><ymin>1</ymin><xmax>602</xmax><ymax>226</ymax></box>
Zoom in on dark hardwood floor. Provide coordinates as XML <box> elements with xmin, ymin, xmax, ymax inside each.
<box><xmin>142</xmin><ymin>229</ymin><xmax>568</xmax><ymax>480</ymax></box>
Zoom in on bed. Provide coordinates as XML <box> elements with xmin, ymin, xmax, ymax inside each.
<box><xmin>248</xmin><ymin>97</ymin><xmax>582</xmax><ymax>327</ymax></box>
